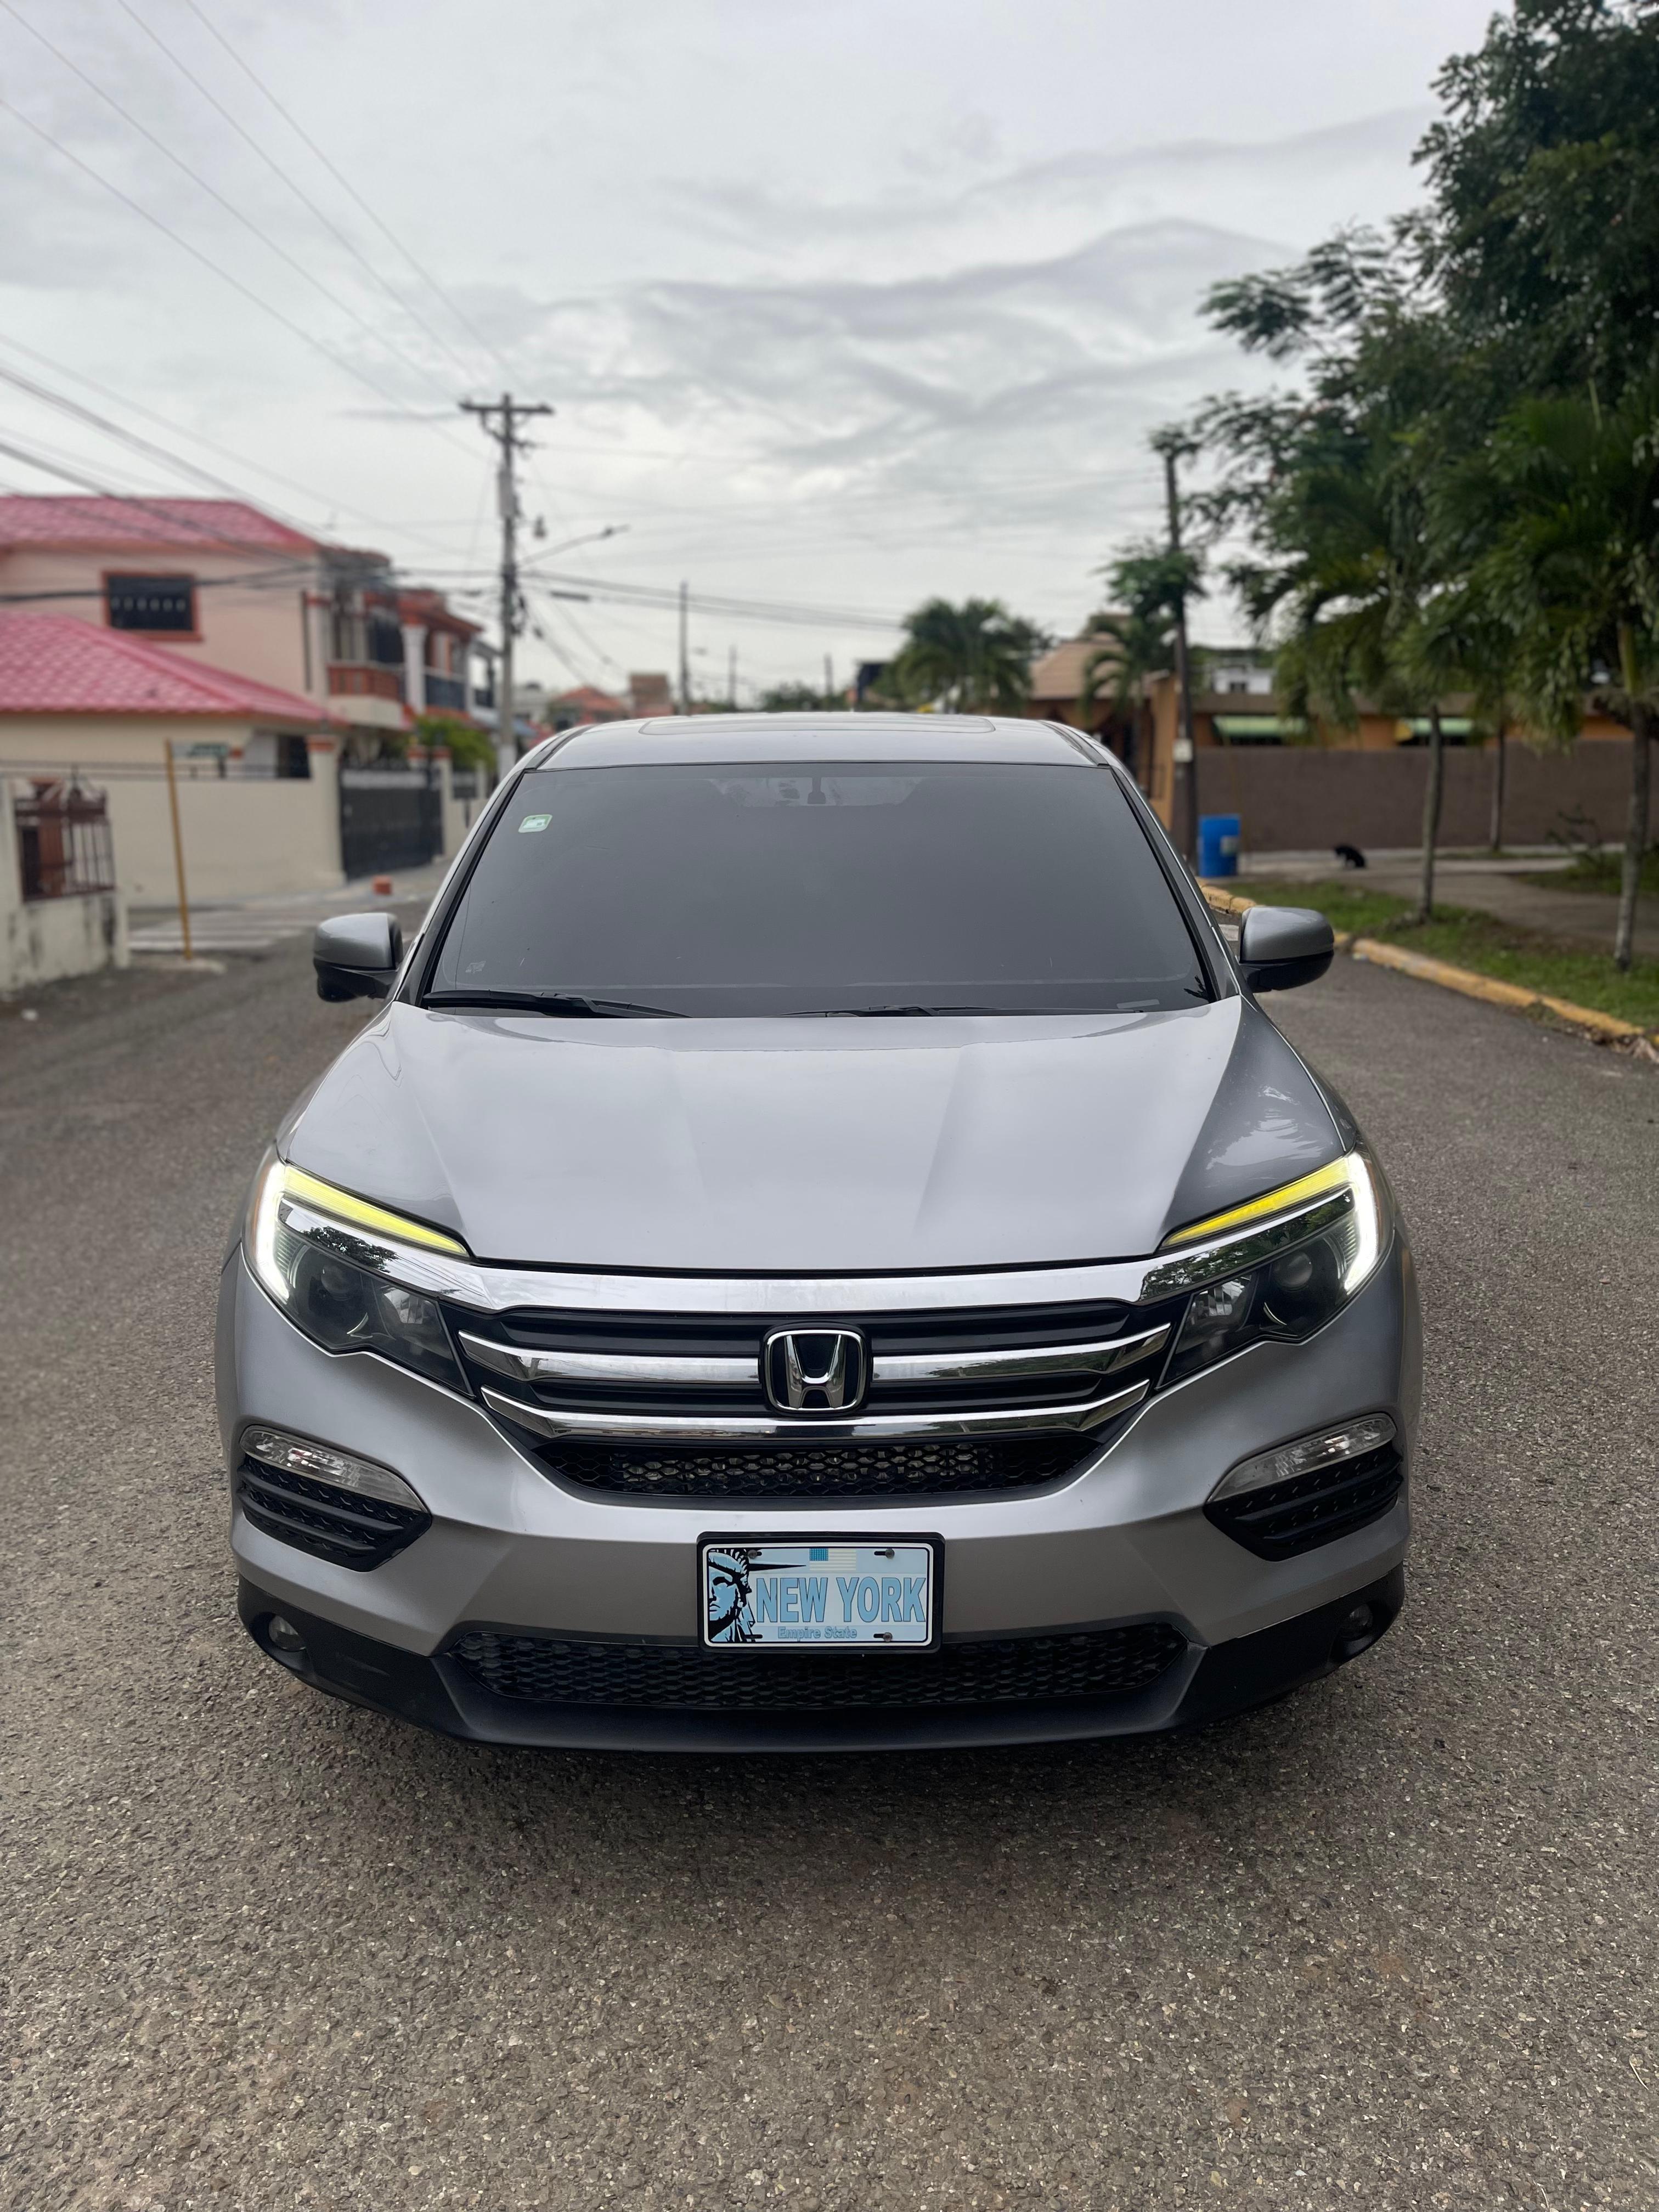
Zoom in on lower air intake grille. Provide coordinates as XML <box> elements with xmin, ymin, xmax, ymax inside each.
<box><xmin>450</xmin><ymin>1623</ymin><xmax>1187</xmax><ymax>1711</ymax></box>
<box><xmin>1205</xmin><ymin>1446</ymin><xmax>1404</xmax><ymax>1560</ymax></box>
<box><xmin>236</xmin><ymin>1458</ymin><xmax>430</xmax><ymax>1571</ymax></box>
<box><xmin>531</xmin><ymin>1433</ymin><xmax>1097</xmax><ymax>1500</ymax></box>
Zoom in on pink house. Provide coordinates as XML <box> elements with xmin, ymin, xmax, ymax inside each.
<box><xmin>0</xmin><ymin>495</ymin><xmax>487</xmax><ymax>757</ymax></box>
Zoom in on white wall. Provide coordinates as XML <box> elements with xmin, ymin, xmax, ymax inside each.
<box><xmin>0</xmin><ymin>780</ymin><xmax>128</xmax><ymax>992</ymax></box>
<box><xmin>434</xmin><ymin>752</ymin><xmax>486</xmax><ymax>864</ymax></box>
<box><xmin>0</xmin><ymin>720</ymin><xmax>345</xmax><ymax>901</ymax></box>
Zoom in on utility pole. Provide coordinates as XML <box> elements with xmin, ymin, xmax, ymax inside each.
<box><xmin>823</xmin><ymin>652</ymin><xmax>834</xmax><ymax>706</ymax></box>
<box><xmin>1160</xmin><ymin>439</ymin><xmax>1200</xmax><ymax>867</ymax></box>
<box><xmin>678</xmin><ymin>580</ymin><xmax>691</xmax><ymax>714</ymax></box>
<box><xmin>727</xmin><ymin>642</ymin><xmax>737</xmax><ymax>709</ymax></box>
<box><xmin>461</xmin><ymin>393</ymin><xmax>552</xmax><ymax>781</ymax></box>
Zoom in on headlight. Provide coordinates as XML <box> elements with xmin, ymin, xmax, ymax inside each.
<box><xmin>245</xmin><ymin>1154</ymin><xmax>467</xmax><ymax>1391</ymax></box>
<box><xmin>1148</xmin><ymin>1152</ymin><xmax>1388</xmax><ymax>1387</ymax></box>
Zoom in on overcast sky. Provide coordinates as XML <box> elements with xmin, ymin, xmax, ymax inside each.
<box><xmin>1</xmin><ymin>0</ymin><xmax>1501</xmax><ymax>696</ymax></box>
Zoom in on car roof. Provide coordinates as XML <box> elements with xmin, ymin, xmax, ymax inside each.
<box><xmin>532</xmin><ymin>712</ymin><xmax>1104</xmax><ymax>770</ymax></box>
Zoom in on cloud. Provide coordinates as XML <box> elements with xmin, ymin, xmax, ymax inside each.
<box><xmin>664</xmin><ymin>108</ymin><xmax>1430</xmax><ymax>270</ymax></box>
<box><xmin>494</xmin><ymin>215</ymin><xmax>1282</xmax><ymax>534</ymax></box>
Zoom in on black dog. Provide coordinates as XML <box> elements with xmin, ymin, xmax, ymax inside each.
<box><xmin>1334</xmin><ymin>843</ymin><xmax>1367</xmax><ymax>870</ymax></box>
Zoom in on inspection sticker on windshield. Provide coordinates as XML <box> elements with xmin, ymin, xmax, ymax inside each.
<box><xmin>517</xmin><ymin>813</ymin><xmax>552</xmax><ymax>833</ymax></box>
<box><xmin>701</xmin><ymin>1538</ymin><xmax>938</xmax><ymax>1650</ymax></box>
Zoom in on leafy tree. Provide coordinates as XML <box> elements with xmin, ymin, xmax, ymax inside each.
<box><xmin>414</xmin><ymin>710</ymin><xmax>496</xmax><ymax>776</ymax></box>
<box><xmin>1196</xmin><ymin>236</ymin><xmax>1466</xmax><ymax>918</ymax></box>
<box><xmin>887</xmin><ymin>597</ymin><xmax>1049</xmax><ymax>714</ymax></box>
<box><xmin>758</xmin><ymin>681</ymin><xmax>839</xmax><ymax>712</ymax></box>
<box><xmin>1419</xmin><ymin>0</ymin><xmax>1659</xmax><ymax>399</ymax></box>
<box><xmin>1185</xmin><ymin>4</ymin><xmax>1659</xmax><ymax>962</ymax></box>
<box><xmin>1442</xmin><ymin>374</ymin><xmax>1659</xmax><ymax>966</ymax></box>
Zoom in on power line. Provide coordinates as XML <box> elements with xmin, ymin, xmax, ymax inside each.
<box><xmin>527</xmin><ymin>568</ymin><xmax>906</xmax><ymax>632</ymax></box>
<box><xmin>0</xmin><ymin>359</ymin><xmax>325</xmax><ymax>533</ymax></box>
<box><xmin>0</xmin><ymin>91</ymin><xmax>476</xmax><ymax>458</ymax></box>
<box><xmin>109</xmin><ymin>0</ymin><xmax>486</xmax><ymax>388</ymax></box>
<box><xmin>0</xmin><ymin>430</ymin><xmax>344</xmax><ymax>561</ymax></box>
<box><xmin>0</xmin><ymin>1</ymin><xmax>468</xmax><ymax>419</ymax></box>
<box><xmin>526</xmin><ymin>614</ymin><xmax>587</xmax><ymax>690</ymax></box>
<box><xmin>526</xmin><ymin>583</ymin><xmax>624</xmax><ymax>677</ymax></box>
<box><xmin>181</xmin><ymin>0</ymin><xmax>511</xmax><ymax>373</ymax></box>
<box><xmin>0</xmin><ymin>331</ymin><xmax>463</xmax><ymax>559</ymax></box>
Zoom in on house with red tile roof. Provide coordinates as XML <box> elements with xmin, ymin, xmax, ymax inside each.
<box><xmin>0</xmin><ymin>495</ymin><xmax>487</xmax><ymax>754</ymax></box>
<box><xmin>0</xmin><ymin>496</ymin><xmax>493</xmax><ymax>899</ymax></box>
<box><xmin>0</xmin><ymin>612</ymin><xmax>341</xmax><ymax>902</ymax></box>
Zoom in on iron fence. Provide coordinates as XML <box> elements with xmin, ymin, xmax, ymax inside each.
<box><xmin>13</xmin><ymin>780</ymin><xmax>116</xmax><ymax>901</ymax></box>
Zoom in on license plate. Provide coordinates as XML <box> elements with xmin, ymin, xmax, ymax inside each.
<box><xmin>700</xmin><ymin>1538</ymin><xmax>939</xmax><ymax>1650</ymax></box>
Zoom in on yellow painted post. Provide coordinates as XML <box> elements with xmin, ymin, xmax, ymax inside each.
<box><xmin>163</xmin><ymin>739</ymin><xmax>193</xmax><ymax>962</ymax></box>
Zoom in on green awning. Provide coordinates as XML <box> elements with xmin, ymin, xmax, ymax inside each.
<box><xmin>1211</xmin><ymin>715</ymin><xmax>1293</xmax><ymax>741</ymax></box>
<box><xmin>1400</xmin><ymin>718</ymin><xmax>1475</xmax><ymax>738</ymax></box>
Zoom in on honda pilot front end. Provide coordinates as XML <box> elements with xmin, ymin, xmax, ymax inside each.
<box><xmin>217</xmin><ymin>714</ymin><xmax>1418</xmax><ymax>1750</ymax></box>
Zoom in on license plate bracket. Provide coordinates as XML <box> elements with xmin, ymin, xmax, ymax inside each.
<box><xmin>699</xmin><ymin>1536</ymin><xmax>941</xmax><ymax>1651</ymax></box>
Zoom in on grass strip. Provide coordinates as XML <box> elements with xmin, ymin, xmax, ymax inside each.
<box><xmin>1517</xmin><ymin>850</ymin><xmax>1659</xmax><ymax>897</ymax></box>
<box><xmin>1234</xmin><ymin>877</ymin><xmax>1659</xmax><ymax>1031</ymax></box>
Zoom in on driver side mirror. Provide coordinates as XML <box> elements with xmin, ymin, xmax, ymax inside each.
<box><xmin>314</xmin><ymin>912</ymin><xmax>404</xmax><ymax>1002</ymax></box>
<box><xmin>1237</xmin><ymin>905</ymin><xmax>1334</xmax><ymax>993</ymax></box>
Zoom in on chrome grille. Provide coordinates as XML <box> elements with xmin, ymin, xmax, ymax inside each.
<box><xmin>448</xmin><ymin>1298</ymin><xmax>1180</xmax><ymax>1495</ymax></box>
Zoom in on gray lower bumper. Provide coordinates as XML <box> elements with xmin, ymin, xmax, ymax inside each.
<box><xmin>236</xmin><ymin>1566</ymin><xmax>1407</xmax><ymax>1752</ymax></box>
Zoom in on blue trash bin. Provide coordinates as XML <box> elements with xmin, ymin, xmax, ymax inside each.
<box><xmin>1198</xmin><ymin>813</ymin><xmax>1240</xmax><ymax>878</ymax></box>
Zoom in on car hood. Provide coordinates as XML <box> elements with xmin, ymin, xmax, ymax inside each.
<box><xmin>281</xmin><ymin>999</ymin><xmax>1342</xmax><ymax>1274</ymax></box>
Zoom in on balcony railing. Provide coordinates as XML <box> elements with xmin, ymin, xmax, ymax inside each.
<box><xmin>328</xmin><ymin>663</ymin><xmax>404</xmax><ymax>702</ymax></box>
<box><xmin>424</xmin><ymin>673</ymin><xmax>468</xmax><ymax>712</ymax></box>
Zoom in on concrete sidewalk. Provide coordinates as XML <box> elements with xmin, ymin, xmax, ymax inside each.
<box><xmin>1239</xmin><ymin>847</ymin><xmax>1655</xmax><ymax>961</ymax></box>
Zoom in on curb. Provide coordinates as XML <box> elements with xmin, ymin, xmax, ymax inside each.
<box><xmin>1199</xmin><ymin>883</ymin><xmax>1656</xmax><ymax>1046</ymax></box>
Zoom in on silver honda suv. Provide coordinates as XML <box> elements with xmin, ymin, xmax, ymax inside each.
<box><xmin>217</xmin><ymin>714</ymin><xmax>1418</xmax><ymax>1749</ymax></box>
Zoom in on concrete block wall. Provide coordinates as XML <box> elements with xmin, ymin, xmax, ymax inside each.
<box><xmin>1194</xmin><ymin>739</ymin><xmax>1635</xmax><ymax>855</ymax></box>
<box><xmin>0</xmin><ymin>780</ymin><xmax>129</xmax><ymax>993</ymax></box>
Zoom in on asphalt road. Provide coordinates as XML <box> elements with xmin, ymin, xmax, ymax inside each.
<box><xmin>3</xmin><ymin>940</ymin><xmax>1656</xmax><ymax>2212</ymax></box>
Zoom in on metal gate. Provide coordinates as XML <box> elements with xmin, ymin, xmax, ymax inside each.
<box><xmin>338</xmin><ymin>763</ymin><xmax>442</xmax><ymax>879</ymax></box>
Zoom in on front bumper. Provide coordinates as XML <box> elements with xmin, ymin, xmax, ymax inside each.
<box><xmin>217</xmin><ymin>1234</ymin><xmax>1419</xmax><ymax>1751</ymax></box>
<box><xmin>238</xmin><ymin>1564</ymin><xmax>1406</xmax><ymax>1751</ymax></box>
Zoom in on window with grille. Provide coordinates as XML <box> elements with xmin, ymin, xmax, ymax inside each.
<box><xmin>105</xmin><ymin>573</ymin><xmax>196</xmax><ymax>633</ymax></box>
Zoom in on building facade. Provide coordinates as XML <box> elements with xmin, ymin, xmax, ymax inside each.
<box><xmin>0</xmin><ymin>497</ymin><xmax>489</xmax><ymax>760</ymax></box>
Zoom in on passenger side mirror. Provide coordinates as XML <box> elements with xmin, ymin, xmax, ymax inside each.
<box><xmin>314</xmin><ymin>912</ymin><xmax>404</xmax><ymax>1002</ymax></box>
<box><xmin>1237</xmin><ymin>905</ymin><xmax>1334</xmax><ymax>994</ymax></box>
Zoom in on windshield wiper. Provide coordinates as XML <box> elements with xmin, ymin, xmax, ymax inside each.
<box><xmin>794</xmin><ymin>1003</ymin><xmax>1051</xmax><ymax>1017</ymax></box>
<box><xmin>423</xmin><ymin>990</ymin><xmax>684</xmax><ymax>1018</ymax></box>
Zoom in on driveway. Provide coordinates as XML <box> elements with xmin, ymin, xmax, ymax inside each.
<box><xmin>2</xmin><ymin>941</ymin><xmax>1654</xmax><ymax>2211</ymax></box>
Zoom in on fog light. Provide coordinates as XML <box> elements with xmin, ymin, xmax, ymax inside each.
<box><xmin>241</xmin><ymin>1425</ymin><xmax>425</xmax><ymax>1511</ymax></box>
<box><xmin>1210</xmin><ymin>1412</ymin><xmax>1397</xmax><ymax>1504</ymax></box>
<box><xmin>1342</xmin><ymin>1602</ymin><xmax>1375</xmax><ymax>1637</ymax></box>
<box><xmin>267</xmin><ymin>1614</ymin><xmax>306</xmax><ymax>1658</ymax></box>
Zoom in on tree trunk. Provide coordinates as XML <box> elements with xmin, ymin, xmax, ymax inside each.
<box><xmin>1487</xmin><ymin>718</ymin><xmax>1507</xmax><ymax>853</ymax></box>
<box><xmin>1613</xmin><ymin>704</ymin><xmax>1653</xmax><ymax>972</ymax></box>
<box><xmin>1414</xmin><ymin>706</ymin><xmax>1446</xmax><ymax>923</ymax></box>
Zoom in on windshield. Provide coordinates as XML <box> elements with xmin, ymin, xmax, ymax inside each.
<box><xmin>426</xmin><ymin>759</ymin><xmax>1210</xmax><ymax>1016</ymax></box>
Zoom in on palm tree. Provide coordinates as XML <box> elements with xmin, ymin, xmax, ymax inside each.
<box><xmin>887</xmin><ymin>598</ymin><xmax>1047</xmax><ymax>715</ymax></box>
<box><xmin>1195</xmin><ymin>244</ymin><xmax>1464</xmax><ymax>919</ymax></box>
<box><xmin>1079</xmin><ymin>546</ymin><xmax>1203</xmax><ymax>786</ymax></box>
<box><xmin>1453</xmin><ymin>374</ymin><xmax>1659</xmax><ymax>968</ymax></box>
<box><xmin>1229</xmin><ymin>410</ymin><xmax>1453</xmax><ymax>920</ymax></box>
